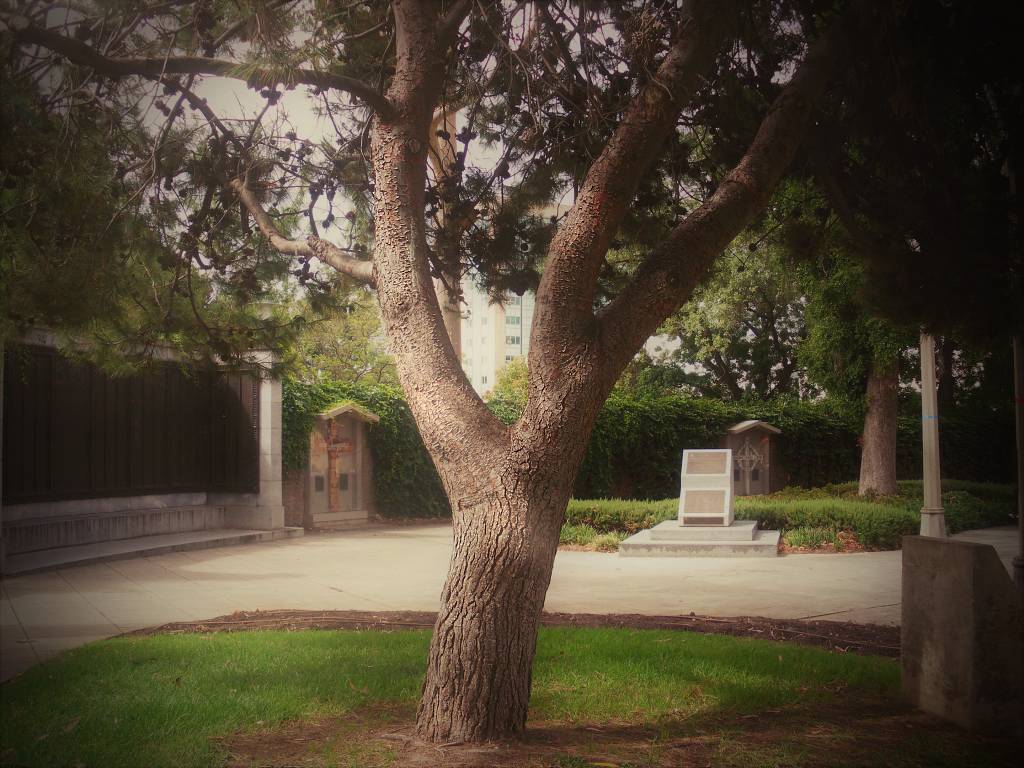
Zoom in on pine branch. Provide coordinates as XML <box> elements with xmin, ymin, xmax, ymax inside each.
<box><xmin>9</xmin><ymin>20</ymin><xmax>397</xmax><ymax>120</ymax></box>
<box><xmin>230</xmin><ymin>177</ymin><xmax>376</xmax><ymax>286</ymax></box>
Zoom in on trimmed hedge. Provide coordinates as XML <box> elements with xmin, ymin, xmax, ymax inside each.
<box><xmin>571</xmin><ymin>393</ymin><xmax>1017</xmax><ymax>499</ymax></box>
<box><xmin>564</xmin><ymin>481</ymin><xmax>1017</xmax><ymax>550</ymax></box>
<box><xmin>735</xmin><ymin>497</ymin><xmax>918</xmax><ymax>549</ymax></box>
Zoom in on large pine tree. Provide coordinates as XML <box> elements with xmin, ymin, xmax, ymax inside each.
<box><xmin>6</xmin><ymin>0</ymin><xmax>1018</xmax><ymax>742</ymax></box>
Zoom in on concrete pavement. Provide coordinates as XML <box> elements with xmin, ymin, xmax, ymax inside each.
<box><xmin>1</xmin><ymin>524</ymin><xmax>1016</xmax><ymax>682</ymax></box>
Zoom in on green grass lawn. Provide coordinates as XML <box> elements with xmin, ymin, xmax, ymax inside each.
<box><xmin>0</xmin><ymin>628</ymin><xmax>1015</xmax><ymax>768</ymax></box>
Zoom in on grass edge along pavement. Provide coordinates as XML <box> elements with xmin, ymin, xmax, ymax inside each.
<box><xmin>563</xmin><ymin>479</ymin><xmax>1018</xmax><ymax>552</ymax></box>
<box><xmin>2</xmin><ymin>627</ymin><xmax>1018</xmax><ymax>768</ymax></box>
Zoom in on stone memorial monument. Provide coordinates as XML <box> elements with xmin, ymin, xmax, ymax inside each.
<box><xmin>678</xmin><ymin>449</ymin><xmax>734</xmax><ymax>526</ymax></box>
<box><xmin>620</xmin><ymin>448</ymin><xmax>780</xmax><ymax>557</ymax></box>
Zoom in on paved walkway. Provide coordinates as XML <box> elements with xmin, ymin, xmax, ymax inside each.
<box><xmin>1</xmin><ymin>525</ymin><xmax>1016</xmax><ymax>682</ymax></box>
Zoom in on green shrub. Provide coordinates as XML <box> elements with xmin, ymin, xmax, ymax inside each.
<box><xmin>897</xmin><ymin>479</ymin><xmax>1018</xmax><ymax>504</ymax></box>
<box><xmin>783</xmin><ymin>526</ymin><xmax>841</xmax><ymax>550</ymax></box>
<box><xmin>575</xmin><ymin>391</ymin><xmax>1015</xmax><ymax>500</ymax></box>
<box><xmin>565</xmin><ymin>498</ymin><xmax>677</xmax><ymax>534</ymax></box>
<box><xmin>565</xmin><ymin>482</ymin><xmax>1016</xmax><ymax>551</ymax></box>
<box><xmin>558</xmin><ymin>522</ymin><xmax>628</xmax><ymax>551</ymax></box>
<box><xmin>734</xmin><ymin>497</ymin><xmax>919</xmax><ymax>548</ymax></box>
<box><xmin>942</xmin><ymin>491</ymin><xmax>1017</xmax><ymax>533</ymax></box>
<box><xmin>560</xmin><ymin>523</ymin><xmax>600</xmax><ymax>547</ymax></box>
<box><xmin>591</xmin><ymin>532</ymin><xmax>629</xmax><ymax>552</ymax></box>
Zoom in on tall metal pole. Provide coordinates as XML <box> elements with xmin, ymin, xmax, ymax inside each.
<box><xmin>919</xmin><ymin>332</ymin><xmax>946</xmax><ymax>537</ymax></box>
<box><xmin>1013</xmin><ymin>336</ymin><xmax>1024</xmax><ymax>594</ymax></box>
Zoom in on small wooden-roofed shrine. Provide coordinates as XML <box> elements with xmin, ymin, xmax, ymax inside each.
<box><xmin>721</xmin><ymin>420</ymin><xmax>784</xmax><ymax>496</ymax></box>
<box><xmin>304</xmin><ymin>400</ymin><xmax>379</xmax><ymax>528</ymax></box>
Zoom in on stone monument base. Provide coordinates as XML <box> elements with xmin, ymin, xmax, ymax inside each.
<box><xmin>619</xmin><ymin>519</ymin><xmax>780</xmax><ymax>557</ymax></box>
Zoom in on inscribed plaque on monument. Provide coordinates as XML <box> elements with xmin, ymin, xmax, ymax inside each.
<box><xmin>686</xmin><ymin>452</ymin><xmax>727</xmax><ymax>474</ymax></box>
<box><xmin>678</xmin><ymin>449</ymin><xmax>734</xmax><ymax>526</ymax></box>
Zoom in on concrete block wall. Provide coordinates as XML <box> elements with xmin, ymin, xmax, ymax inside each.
<box><xmin>902</xmin><ymin>536</ymin><xmax>1023</xmax><ymax>734</ymax></box>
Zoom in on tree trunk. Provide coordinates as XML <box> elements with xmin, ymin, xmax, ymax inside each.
<box><xmin>415</xmin><ymin>482</ymin><xmax>569</xmax><ymax>742</ymax></box>
<box><xmin>858</xmin><ymin>356</ymin><xmax>899</xmax><ymax>496</ymax></box>
<box><xmin>364</xmin><ymin>0</ymin><xmax>844</xmax><ymax>744</ymax></box>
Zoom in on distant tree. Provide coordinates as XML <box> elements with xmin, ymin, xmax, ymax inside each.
<box><xmin>661</xmin><ymin>233</ymin><xmax>807</xmax><ymax>401</ymax></box>
<box><xmin>797</xmin><ymin>240</ymin><xmax>913</xmax><ymax>496</ymax></box>
<box><xmin>0</xmin><ymin>54</ymin><xmax>303</xmax><ymax>369</ymax></box>
<box><xmin>293</xmin><ymin>289</ymin><xmax>396</xmax><ymax>385</ymax></box>
<box><xmin>616</xmin><ymin>350</ymin><xmax>701</xmax><ymax>396</ymax></box>
<box><xmin>488</xmin><ymin>356</ymin><xmax>528</xmax><ymax>409</ymax></box>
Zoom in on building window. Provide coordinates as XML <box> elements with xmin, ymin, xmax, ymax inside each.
<box><xmin>481</xmin><ymin>376</ymin><xmax>488</xmax><ymax>384</ymax></box>
<box><xmin>508</xmin><ymin>295</ymin><xmax>521</xmax><ymax>305</ymax></box>
<box><xmin>506</xmin><ymin>316</ymin><xmax>521</xmax><ymax>325</ymax></box>
<box><xmin>506</xmin><ymin>335</ymin><xmax>520</xmax><ymax>345</ymax></box>
<box><xmin>505</xmin><ymin>355</ymin><xmax>514</xmax><ymax>363</ymax></box>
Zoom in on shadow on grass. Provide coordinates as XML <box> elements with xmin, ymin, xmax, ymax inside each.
<box><xmin>0</xmin><ymin>628</ymin><xmax>1015</xmax><ymax>768</ymax></box>
<box><xmin>220</xmin><ymin>697</ymin><xmax>1019</xmax><ymax>768</ymax></box>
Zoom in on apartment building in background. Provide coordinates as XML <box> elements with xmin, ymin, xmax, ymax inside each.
<box><xmin>460</xmin><ymin>273</ymin><xmax>535</xmax><ymax>395</ymax></box>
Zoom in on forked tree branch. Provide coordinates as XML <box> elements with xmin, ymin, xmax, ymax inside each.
<box><xmin>596</xmin><ymin>17</ymin><xmax>848</xmax><ymax>380</ymax></box>
<box><xmin>530</xmin><ymin>0</ymin><xmax>736</xmax><ymax>352</ymax></box>
<box><xmin>8</xmin><ymin>20</ymin><xmax>397</xmax><ymax>120</ymax></box>
<box><xmin>230</xmin><ymin>177</ymin><xmax>376</xmax><ymax>286</ymax></box>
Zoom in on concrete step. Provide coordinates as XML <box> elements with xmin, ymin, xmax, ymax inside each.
<box><xmin>1</xmin><ymin>527</ymin><xmax>304</xmax><ymax>576</ymax></box>
<box><xmin>649</xmin><ymin>519</ymin><xmax>759</xmax><ymax>541</ymax></box>
<box><xmin>2</xmin><ymin>505</ymin><xmax>226</xmax><ymax>555</ymax></box>
<box><xmin>619</xmin><ymin>528</ymin><xmax>781</xmax><ymax>557</ymax></box>
<box><xmin>311</xmin><ymin>510</ymin><xmax>372</xmax><ymax>530</ymax></box>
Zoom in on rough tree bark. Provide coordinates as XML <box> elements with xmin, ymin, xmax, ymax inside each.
<box><xmin>374</xmin><ymin>1</ymin><xmax>844</xmax><ymax>742</ymax></box>
<box><xmin>858</xmin><ymin>356</ymin><xmax>899</xmax><ymax>496</ymax></box>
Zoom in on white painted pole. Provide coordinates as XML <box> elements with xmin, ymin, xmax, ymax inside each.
<box><xmin>919</xmin><ymin>332</ymin><xmax>946</xmax><ymax>537</ymax></box>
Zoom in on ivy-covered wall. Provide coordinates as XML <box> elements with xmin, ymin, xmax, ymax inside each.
<box><xmin>572</xmin><ymin>394</ymin><xmax>1016</xmax><ymax>499</ymax></box>
<box><xmin>284</xmin><ymin>377</ymin><xmax>1017</xmax><ymax>518</ymax></box>
<box><xmin>283</xmin><ymin>378</ymin><xmax>449</xmax><ymax>518</ymax></box>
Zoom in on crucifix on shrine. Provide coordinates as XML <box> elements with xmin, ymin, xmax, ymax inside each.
<box><xmin>722</xmin><ymin>420</ymin><xmax>783</xmax><ymax>496</ymax></box>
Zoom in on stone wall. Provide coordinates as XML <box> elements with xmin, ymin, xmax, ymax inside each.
<box><xmin>4</xmin><ymin>504</ymin><xmax>226</xmax><ymax>555</ymax></box>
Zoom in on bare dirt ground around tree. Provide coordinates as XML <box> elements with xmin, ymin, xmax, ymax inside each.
<box><xmin>131</xmin><ymin>608</ymin><xmax>900</xmax><ymax>657</ymax></box>
<box><xmin>217</xmin><ymin>699</ymin><xmax>1018</xmax><ymax>768</ymax></box>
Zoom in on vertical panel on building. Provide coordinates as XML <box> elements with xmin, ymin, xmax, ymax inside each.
<box><xmin>2</xmin><ymin>346</ymin><xmax>261</xmax><ymax>503</ymax></box>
